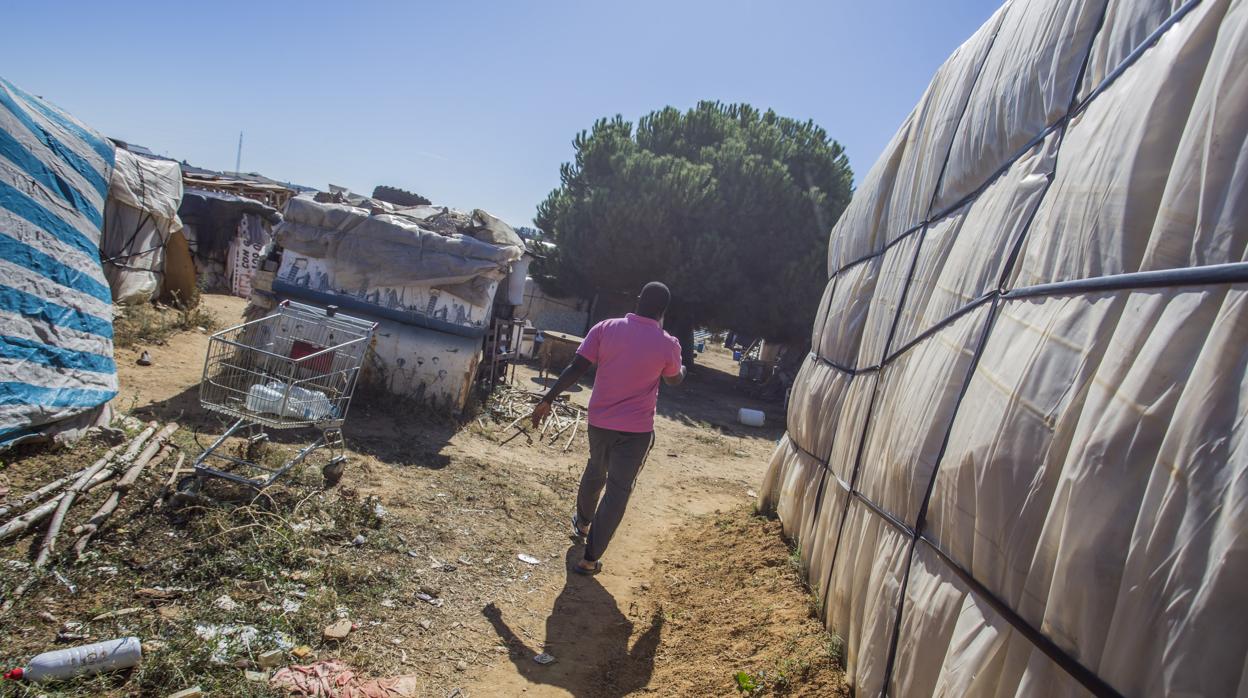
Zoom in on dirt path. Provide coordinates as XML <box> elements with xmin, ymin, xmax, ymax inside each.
<box><xmin>101</xmin><ymin>294</ymin><xmax>831</xmax><ymax>696</ymax></box>
<box><xmin>453</xmin><ymin>354</ymin><xmax>782</xmax><ymax>696</ymax></box>
<box><xmin>113</xmin><ymin>294</ymin><xmax>249</xmax><ymax>412</ymax></box>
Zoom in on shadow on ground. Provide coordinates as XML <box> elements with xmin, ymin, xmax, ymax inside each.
<box><xmin>483</xmin><ymin>546</ymin><xmax>663</xmax><ymax>697</ymax></box>
<box><xmin>132</xmin><ymin>383</ymin><xmax>460</xmax><ymax>470</ymax></box>
<box><xmin>656</xmin><ymin>360</ymin><xmax>786</xmax><ymax>443</ymax></box>
<box><xmin>530</xmin><ymin>376</ymin><xmax>585</xmax><ymax>393</ymax></box>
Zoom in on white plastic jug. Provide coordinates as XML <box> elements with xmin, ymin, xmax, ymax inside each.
<box><xmin>738</xmin><ymin>408</ymin><xmax>765</xmax><ymax>427</ymax></box>
<box><xmin>5</xmin><ymin>637</ymin><xmax>142</xmax><ymax>682</ymax></box>
<box><xmin>245</xmin><ymin>381</ymin><xmax>333</xmax><ymax>421</ymax></box>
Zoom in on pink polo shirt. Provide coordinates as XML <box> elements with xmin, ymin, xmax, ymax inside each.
<box><xmin>576</xmin><ymin>313</ymin><xmax>683</xmax><ymax>433</ymax></box>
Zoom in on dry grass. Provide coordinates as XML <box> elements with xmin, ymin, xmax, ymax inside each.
<box><xmin>0</xmin><ymin>412</ymin><xmax>580</xmax><ymax>697</ymax></box>
<box><xmin>635</xmin><ymin>509</ymin><xmax>848</xmax><ymax>696</ymax></box>
<box><xmin>113</xmin><ymin>300</ymin><xmax>221</xmax><ymax>350</ymax></box>
<box><xmin>0</xmin><ymin>437</ymin><xmax>398</xmax><ymax>697</ymax></box>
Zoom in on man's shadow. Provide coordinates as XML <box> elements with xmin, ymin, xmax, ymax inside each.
<box><xmin>483</xmin><ymin>546</ymin><xmax>662</xmax><ymax>697</ymax></box>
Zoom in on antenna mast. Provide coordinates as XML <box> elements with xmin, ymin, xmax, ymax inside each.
<box><xmin>235</xmin><ymin>131</ymin><xmax>243</xmax><ymax>174</ymax></box>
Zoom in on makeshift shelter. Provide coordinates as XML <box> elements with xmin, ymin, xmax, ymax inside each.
<box><xmin>178</xmin><ymin>189</ymin><xmax>282</xmax><ymax>297</ymax></box>
<box><xmin>759</xmin><ymin>1</ymin><xmax>1247</xmax><ymax>696</ymax></box>
<box><xmin>265</xmin><ymin>195</ymin><xmax>526</xmax><ymax>412</ymax></box>
<box><xmin>0</xmin><ymin>77</ymin><xmax>117</xmax><ymax>447</ymax></box>
<box><xmin>100</xmin><ymin>147</ymin><xmax>183</xmax><ymax>304</ymax></box>
<box><xmin>181</xmin><ymin>168</ymin><xmax>298</xmax><ymax>210</ymax></box>
<box><xmin>516</xmin><ymin>277</ymin><xmax>590</xmax><ymax>338</ymax></box>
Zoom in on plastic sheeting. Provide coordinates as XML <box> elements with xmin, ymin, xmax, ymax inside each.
<box><xmin>276</xmin><ymin>197</ymin><xmax>524</xmax><ymax>307</ymax></box>
<box><xmin>101</xmin><ymin>148</ymin><xmax>183</xmax><ymax>304</ymax></box>
<box><xmin>758</xmin><ymin>1</ymin><xmax>1248</xmax><ymax>696</ymax></box>
<box><xmin>0</xmin><ymin>77</ymin><xmax>116</xmax><ymax>447</ymax></box>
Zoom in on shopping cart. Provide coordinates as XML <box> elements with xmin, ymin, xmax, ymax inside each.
<box><xmin>175</xmin><ymin>300</ymin><xmax>377</xmax><ymax>499</ymax></box>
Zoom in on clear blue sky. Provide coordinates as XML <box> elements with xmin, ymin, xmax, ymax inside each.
<box><xmin>2</xmin><ymin>0</ymin><xmax>1000</xmax><ymax>228</ymax></box>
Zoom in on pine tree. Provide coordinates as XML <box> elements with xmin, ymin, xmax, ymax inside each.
<box><xmin>535</xmin><ymin>102</ymin><xmax>853</xmax><ymax>344</ymax></box>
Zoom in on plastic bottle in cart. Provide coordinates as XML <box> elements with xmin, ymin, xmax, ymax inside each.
<box><xmin>4</xmin><ymin>637</ymin><xmax>141</xmax><ymax>682</ymax></box>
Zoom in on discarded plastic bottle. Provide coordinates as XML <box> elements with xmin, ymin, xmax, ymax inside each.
<box><xmin>4</xmin><ymin>637</ymin><xmax>141</xmax><ymax>682</ymax></box>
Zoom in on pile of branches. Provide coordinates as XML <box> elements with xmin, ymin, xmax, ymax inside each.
<box><xmin>486</xmin><ymin>385</ymin><xmax>584</xmax><ymax>451</ymax></box>
<box><xmin>0</xmin><ymin>422</ymin><xmax>185</xmax><ymax>610</ymax></box>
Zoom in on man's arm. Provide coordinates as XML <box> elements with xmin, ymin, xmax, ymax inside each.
<box><xmin>530</xmin><ymin>355</ymin><xmax>593</xmax><ymax>427</ymax></box>
<box><xmin>661</xmin><ymin>338</ymin><xmax>686</xmax><ymax>386</ymax></box>
<box><xmin>662</xmin><ymin>365</ymin><xmax>687</xmax><ymax>386</ymax></box>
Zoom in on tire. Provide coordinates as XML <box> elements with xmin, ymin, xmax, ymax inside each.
<box><xmin>322</xmin><ymin>459</ymin><xmax>346</xmax><ymax>487</ymax></box>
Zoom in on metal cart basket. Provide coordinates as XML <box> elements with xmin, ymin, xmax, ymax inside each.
<box><xmin>180</xmin><ymin>300</ymin><xmax>377</xmax><ymax>496</ymax></box>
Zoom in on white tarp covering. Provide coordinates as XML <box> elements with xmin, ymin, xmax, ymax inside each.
<box><xmin>101</xmin><ymin>148</ymin><xmax>183</xmax><ymax>304</ymax></box>
<box><xmin>759</xmin><ymin>1</ymin><xmax>1248</xmax><ymax>696</ymax></box>
<box><xmin>0</xmin><ymin>77</ymin><xmax>117</xmax><ymax>448</ymax></box>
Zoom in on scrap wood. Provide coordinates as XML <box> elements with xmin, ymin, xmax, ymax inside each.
<box><xmin>3</xmin><ymin>452</ymin><xmax>119</xmax><ymax>611</ymax></box>
<box><xmin>548</xmin><ymin>417</ymin><xmax>575</xmax><ymax>443</ymax></box>
<box><xmin>0</xmin><ymin>463</ymin><xmax>97</xmax><ymax>519</ymax></box>
<box><xmin>489</xmin><ymin>384</ymin><xmax>584</xmax><ymax>449</ymax></box>
<box><xmin>72</xmin><ymin>425</ymin><xmax>179</xmax><ymax>557</ymax></box>
<box><xmin>0</xmin><ymin>470</ymin><xmax>115</xmax><ymax>543</ymax></box>
<box><xmin>119</xmin><ymin>422</ymin><xmax>160</xmax><ymax>463</ymax></box>
<box><xmin>0</xmin><ymin>421</ymin><xmax>151</xmax><ymax>521</ymax></box>
<box><xmin>32</xmin><ymin>443</ymin><xmax>123</xmax><ymax>568</ymax></box>
<box><xmin>163</xmin><ymin>453</ymin><xmax>188</xmax><ymax>490</ymax></box>
<box><xmin>1</xmin><ymin>423</ymin><xmax>162</xmax><ymax>611</ymax></box>
<box><xmin>563</xmin><ymin>414</ymin><xmax>581</xmax><ymax>452</ymax></box>
<box><xmin>152</xmin><ymin>453</ymin><xmax>189</xmax><ymax>511</ymax></box>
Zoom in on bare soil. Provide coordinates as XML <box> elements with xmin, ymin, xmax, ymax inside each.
<box><xmin>0</xmin><ymin>294</ymin><xmax>843</xmax><ymax>697</ymax></box>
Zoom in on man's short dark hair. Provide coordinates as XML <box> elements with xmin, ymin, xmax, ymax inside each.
<box><xmin>637</xmin><ymin>282</ymin><xmax>671</xmax><ymax>318</ymax></box>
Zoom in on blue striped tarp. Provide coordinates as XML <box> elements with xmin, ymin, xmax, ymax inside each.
<box><xmin>0</xmin><ymin>77</ymin><xmax>116</xmax><ymax>448</ymax></box>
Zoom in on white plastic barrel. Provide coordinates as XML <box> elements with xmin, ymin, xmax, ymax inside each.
<box><xmin>7</xmin><ymin>637</ymin><xmax>142</xmax><ymax>682</ymax></box>
<box><xmin>505</xmin><ymin>258</ymin><xmax>533</xmax><ymax>306</ymax></box>
<box><xmin>738</xmin><ymin>408</ymin><xmax>765</xmax><ymax>427</ymax></box>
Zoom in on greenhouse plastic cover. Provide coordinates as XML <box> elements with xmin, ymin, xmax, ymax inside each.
<box><xmin>759</xmin><ymin>0</ymin><xmax>1248</xmax><ymax>696</ymax></box>
<box><xmin>0</xmin><ymin>77</ymin><xmax>117</xmax><ymax>447</ymax></box>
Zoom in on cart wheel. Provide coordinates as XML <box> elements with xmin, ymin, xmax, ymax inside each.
<box><xmin>322</xmin><ymin>459</ymin><xmax>346</xmax><ymax>488</ymax></box>
<box><xmin>168</xmin><ymin>475</ymin><xmax>205</xmax><ymax>509</ymax></box>
<box><xmin>245</xmin><ymin>435</ymin><xmax>270</xmax><ymax>462</ymax></box>
<box><xmin>177</xmin><ymin>474</ymin><xmax>203</xmax><ymax>495</ymax></box>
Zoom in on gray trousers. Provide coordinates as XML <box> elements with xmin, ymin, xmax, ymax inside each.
<box><xmin>577</xmin><ymin>425</ymin><xmax>655</xmax><ymax>562</ymax></box>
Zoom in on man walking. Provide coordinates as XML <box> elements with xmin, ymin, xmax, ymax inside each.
<box><xmin>530</xmin><ymin>282</ymin><xmax>686</xmax><ymax>575</ymax></box>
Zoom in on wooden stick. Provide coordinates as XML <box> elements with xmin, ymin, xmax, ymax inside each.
<box><xmin>120</xmin><ymin>422</ymin><xmax>160</xmax><ymax>463</ymax></box>
<box><xmin>152</xmin><ymin>453</ymin><xmax>188</xmax><ymax>512</ymax></box>
<box><xmin>72</xmin><ymin>425</ymin><xmax>178</xmax><ymax>557</ymax></box>
<box><xmin>0</xmin><ymin>464</ymin><xmax>94</xmax><ymax>519</ymax></box>
<box><xmin>0</xmin><ymin>496</ymin><xmax>62</xmax><ymax>543</ymax></box>
<box><xmin>72</xmin><ymin>439</ymin><xmax>175</xmax><ymax>539</ymax></box>
<box><xmin>32</xmin><ymin>444</ymin><xmax>122</xmax><ymax>569</ymax></box>
<box><xmin>563</xmin><ymin>414</ymin><xmax>580</xmax><ymax>452</ymax></box>
<box><xmin>145</xmin><ymin>444</ymin><xmax>176</xmax><ymax>472</ymax></box>
<box><xmin>549</xmin><ymin>417</ymin><xmax>575</xmax><ymax>444</ymax></box>
<box><xmin>163</xmin><ymin>453</ymin><xmax>187</xmax><ymax>490</ymax></box>
<box><xmin>502</xmin><ymin>414</ymin><xmax>528</xmax><ymax>433</ymax></box>
<box><xmin>0</xmin><ymin>472</ymin><xmax>114</xmax><ymax>543</ymax></box>
<box><xmin>1</xmin><ymin>474</ymin><xmax>115</xmax><ymax>613</ymax></box>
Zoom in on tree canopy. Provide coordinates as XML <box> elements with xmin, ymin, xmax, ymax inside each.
<box><xmin>534</xmin><ymin>101</ymin><xmax>853</xmax><ymax>343</ymax></box>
